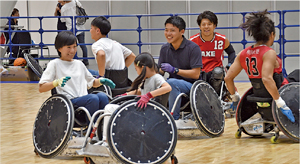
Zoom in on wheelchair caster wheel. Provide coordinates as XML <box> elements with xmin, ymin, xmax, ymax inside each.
<box><xmin>271</xmin><ymin>136</ymin><xmax>278</xmax><ymax>144</ymax></box>
<box><xmin>84</xmin><ymin>157</ymin><xmax>95</xmax><ymax>164</ymax></box>
<box><xmin>171</xmin><ymin>154</ymin><xmax>178</xmax><ymax>164</ymax></box>
<box><xmin>235</xmin><ymin>129</ymin><xmax>241</xmax><ymax>139</ymax></box>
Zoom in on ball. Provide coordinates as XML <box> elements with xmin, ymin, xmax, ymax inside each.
<box><xmin>14</xmin><ymin>58</ymin><xmax>27</xmax><ymax>66</ymax></box>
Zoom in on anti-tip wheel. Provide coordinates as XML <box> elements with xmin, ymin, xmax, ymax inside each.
<box><xmin>235</xmin><ymin>130</ymin><xmax>242</xmax><ymax>139</ymax></box>
<box><xmin>84</xmin><ymin>157</ymin><xmax>95</xmax><ymax>164</ymax></box>
<box><xmin>270</xmin><ymin>136</ymin><xmax>278</xmax><ymax>144</ymax></box>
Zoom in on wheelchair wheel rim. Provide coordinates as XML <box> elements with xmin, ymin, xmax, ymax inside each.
<box><xmin>272</xmin><ymin>82</ymin><xmax>300</xmax><ymax>142</ymax></box>
<box><xmin>190</xmin><ymin>80</ymin><xmax>224</xmax><ymax>137</ymax></box>
<box><xmin>107</xmin><ymin>100</ymin><xmax>177</xmax><ymax>164</ymax></box>
<box><xmin>32</xmin><ymin>94</ymin><xmax>74</xmax><ymax>158</ymax></box>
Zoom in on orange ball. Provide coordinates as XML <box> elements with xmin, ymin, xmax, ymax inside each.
<box><xmin>14</xmin><ymin>58</ymin><xmax>27</xmax><ymax>66</ymax></box>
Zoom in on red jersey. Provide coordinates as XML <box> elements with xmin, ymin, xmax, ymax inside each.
<box><xmin>239</xmin><ymin>45</ymin><xmax>288</xmax><ymax>85</ymax></box>
<box><xmin>190</xmin><ymin>32</ymin><xmax>226</xmax><ymax>72</ymax></box>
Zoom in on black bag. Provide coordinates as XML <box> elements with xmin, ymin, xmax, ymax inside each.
<box><xmin>75</xmin><ymin>0</ymin><xmax>88</xmax><ymax>25</ymax></box>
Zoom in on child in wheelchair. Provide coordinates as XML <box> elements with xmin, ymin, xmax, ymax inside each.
<box><xmin>100</xmin><ymin>52</ymin><xmax>172</xmax><ymax>146</ymax></box>
<box><xmin>38</xmin><ymin>31</ymin><xmax>116</xmax><ymax>124</ymax></box>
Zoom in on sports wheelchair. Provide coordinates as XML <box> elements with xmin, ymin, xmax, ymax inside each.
<box><xmin>201</xmin><ymin>66</ymin><xmax>236</xmax><ymax>118</ymax></box>
<box><xmin>170</xmin><ymin>80</ymin><xmax>225</xmax><ymax>138</ymax></box>
<box><xmin>33</xmin><ymin>92</ymin><xmax>178</xmax><ymax>164</ymax></box>
<box><xmin>235</xmin><ymin>80</ymin><xmax>299</xmax><ymax>143</ymax></box>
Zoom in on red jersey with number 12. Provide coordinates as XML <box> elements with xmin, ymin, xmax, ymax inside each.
<box><xmin>239</xmin><ymin>45</ymin><xmax>283</xmax><ymax>79</ymax></box>
<box><xmin>190</xmin><ymin>32</ymin><xmax>226</xmax><ymax>72</ymax></box>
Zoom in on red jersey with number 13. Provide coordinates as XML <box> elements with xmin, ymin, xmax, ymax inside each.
<box><xmin>240</xmin><ymin>45</ymin><xmax>283</xmax><ymax>79</ymax></box>
<box><xmin>190</xmin><ymin>32</ymin><xmax>226</xmax><ymax>72</ymax></box>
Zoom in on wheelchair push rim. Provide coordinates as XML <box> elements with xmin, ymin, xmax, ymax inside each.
<box><xmin>272</xmin><ymin>82</ymin><xmax>300</xmax><ymax>142</ymax></box>
<box><xmin>107</xmin><ymin>99</ymin><xmax>177</xmax><ymax>164</ymax></box>
<box><xmin>32</xmin><ymin>94</ymin><xmax>74</xmax><ymax>158</ymax></box>
<box><xmin>190</xmin><ymin>80</ymin><xmax>225</xmax><ymax>137</ymax></box>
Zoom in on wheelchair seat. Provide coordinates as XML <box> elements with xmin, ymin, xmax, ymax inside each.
<box><xmin>88</xmin><ymin>67</ymin><xmax>132</xmax><ymax>97</ymax></box>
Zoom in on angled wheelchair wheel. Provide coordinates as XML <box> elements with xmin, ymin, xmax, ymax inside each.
<box><xmin>24</xmin><ymin>53</ymin><xmax>43</xmax><ymax>78</ymax></box>
<box><xmin>107</xmin><ymin>99</ymin><xmax>177</xmax><ymax>164</ymax></box>
<box><xmin>272</xmin><ymin>82</ymin><xmax>300</xmax><ymax>142</ymax></box>
<box><xmin>32</xmin><ymin>94</ymin><xmax>74</xmax><ymax>158</ymax></box>
<box><xmin>190</xmin><ymin>80</ymin><xmax>224</xmax><ymax>137</ymax></box>
<box><xmin>235</xmin><ymin>87</ymin><xmax>263</xmax><ymax>136</ymax></box>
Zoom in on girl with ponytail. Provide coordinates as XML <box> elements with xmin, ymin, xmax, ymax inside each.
<box><xmin>100</xmin><ymin>52</ymin><xmax>172</xmax><ymax>145</ymax></box>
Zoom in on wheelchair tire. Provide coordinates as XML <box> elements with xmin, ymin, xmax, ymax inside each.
<box><xmin>272</xmin><ymin>82</ymin><xmax>300</xmax><ymax>142</ymax></box>
<box><xmin>235</xmin><ymin>87</ymin><xmax>264</xmax><ymax>136</ymax></box>
<box><xmin>190</xmin><ymin>80</ymin><xmax>225</xmax><ymax>137</ymax></box>
<box><xmin>32</xmin><ymin>94</ymin><xmax>74</xmax><ymax>158</ymax></box>
<box><xmin>109</xmin><ymin>95</ymin><xmax>137</xmax><ymax>105</ymax></box>
<box><xmin>107</xmin><ymin>99</ymin><xmax>177</xmax><ymax>164</ymax></box>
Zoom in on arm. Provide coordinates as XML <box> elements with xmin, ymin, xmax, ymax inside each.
<box><xmin>60</xmin><ymin>6</ymin><xmax>72</xmax><ymax>30</ymax></box>
<box><xmin>39</xmin><ymin>82</ymin><xmax>56</xmax><ymax>93</ymax></box>
<box><xmin>54</xmin><ymin>5</ymin><xmax>60</xmax><ymax>16</ymax></box>
<box><xmin>261</xmin><ymin>50</ymin><xmax>280</xmax><ymax>100</ymax></box>
<box><xmin>224</xmin><ymin>52</ymin><xmax>243</xmax><ymax>95</ymax></box>
<box><xmin>92</xmin><ymin>78</ymin><xmax>102</xmax><ymax>88</ymax></box>
<box><xmin>127</xmin><ymin>89</ymin><xmax>141</xmax><ymax>96</ymax></box>
<box><xmin>96</xmin><ymin>50</ymin><xmax>106</xmax><ymax>76</ymax></box>
<box><xmin>149</xmin><ymin>82</ymin><xmax>172</xmax><ymax>98</ymax></box>
<box><xmin>125</xmin><ymin>52</ymin><xmax>135</xmax><ymax>68</ymax></box>
<box><xmin>39</xmin><ymin>76</ymin><xmax>71</xmax><ymax>93</ymax></box>
<box><xmin>224</xmin><ymin>38</ymin><xmax>236</xmax><ymax>65</ymax></box>
<box><xmin>177</xmin><ymin>67</ymin><xmax>201</xmax><ymax>80</ymax></box>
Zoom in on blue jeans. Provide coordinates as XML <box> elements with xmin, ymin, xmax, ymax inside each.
<box><xmin>88</xmin><ymin>69</ymin><xmax>99</xmax><ymax>76</ymax></box>
<box><xmin>167</xmin><ymin>78</ymin><xmax>193</xmax><ymax>120</ymax></box>
<box><xmin>76</xmin><ymin>32</ymin><xmax>88</xmax><ymax>62</ymax></box>
<box><xmin>71</xmin><ymin>92</ymin><xmax>109</xmax><ymax>122</ymax></box>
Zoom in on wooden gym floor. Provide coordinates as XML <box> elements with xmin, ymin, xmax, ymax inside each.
<box><xmin>0</xmin><ymin>82</ymin><xmax>299</xmax><ymax>164</ymax></box>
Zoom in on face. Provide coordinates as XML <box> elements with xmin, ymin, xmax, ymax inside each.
<box><xmin>134</xmin><ymin>64</ymin><xmax>143</xmax><ymax>75</ymax></box>
<box><xmin>164</xmin><ymin>23</ymin><xmax>184</xmax><ymax>45</ymax></box>
<box><xmin>58</xmin><ymin>42</ymin><xmax>77</xmax><ymax>61</ymax></box>
<box><xmin>199</xmin><ymin>18</ymin><xmax>216</xmax><ymax>38</ymax></box>
<box><xmin>12</xmin><ymin>11</ymin><xmax>19</xmax><ymax>17</ymax></box>
<box><xmin>270</xmin><ymin>32</ymin><xmax>275</xmax><ymax>46</ymax></box>
<box><xmin>90</xmin><ymin>25</ymin><xmax>99</xmax><ymax>41</ymax></box>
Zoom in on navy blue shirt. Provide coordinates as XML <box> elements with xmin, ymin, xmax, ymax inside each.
<box><xmin>158</xmin><ymin>36</ymin><xmax>202</xmax><ymax>83</ymax></box>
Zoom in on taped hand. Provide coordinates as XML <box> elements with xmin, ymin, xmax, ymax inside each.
<box><xmin>161</xmin><ymin>63</ymin><xmax>175</xmax><ymax>73</ymax></box>
<box><xmin>230</xmin><ymin>91</ymin><xmax>240</xmax><ymax>112</ymax></box>
<box><xmin>99</xmin><ymin>77</ymin><xmax>116</xmax><ymax>89</ymax></box>
<box><xmin>53</xmin><ymin>76</ymin><xmax>71</xmax><ymax>87</ymax></box>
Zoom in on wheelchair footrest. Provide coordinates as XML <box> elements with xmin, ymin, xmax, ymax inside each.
<box><xmin>76</xmin><ymin>144</ymin><xmax>110</xmax><ymax>157</ymax></box>
<box><xmin>240</xmin><ymin>113</ymin><xmax>275</xmax><ymax>135</ymax></box>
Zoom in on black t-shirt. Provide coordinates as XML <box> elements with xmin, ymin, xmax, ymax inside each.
<box><xmin>158</xmin><ymin>36</ymin><xmax>203</xmax><ymax>83</ymax></box>
<box><xmin>57</xmin><ymin>3</ymin><xmax>67</xmax><ymax>31</ymax></box>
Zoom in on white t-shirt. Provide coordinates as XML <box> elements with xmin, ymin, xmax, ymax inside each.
<box><xmin>141</xmin><ymin>74</ymin><xmax>166</xmax><ymax>95</ymax></box>
<box><xmin>39</xmin><ymin>59</ymin><xmax>95</xmax><ymax>99</ymax></box>
<box><xmin>60</xmin><ymin>0</ymin><xmax>85</xmax><ymax>35</ymax></box>
<box><xmin>92</xmin><ymin>37</ymin><xmax>132</xmax><ymax>70</ymax></box>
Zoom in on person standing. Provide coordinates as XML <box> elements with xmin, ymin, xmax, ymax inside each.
<box><xmin>54</xmin><ymin>1</ymin><xmax>67</xmax><ymax>32</ymax></box>
<box><xmin>158</xmin><ymin>16</ymin><xmax>202</xmax><ymax>120</ymax></box>
<box><xmin>60</xmin><ymin>0</ymin><xmax>89</xmax><ymax>66</ymax></box>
